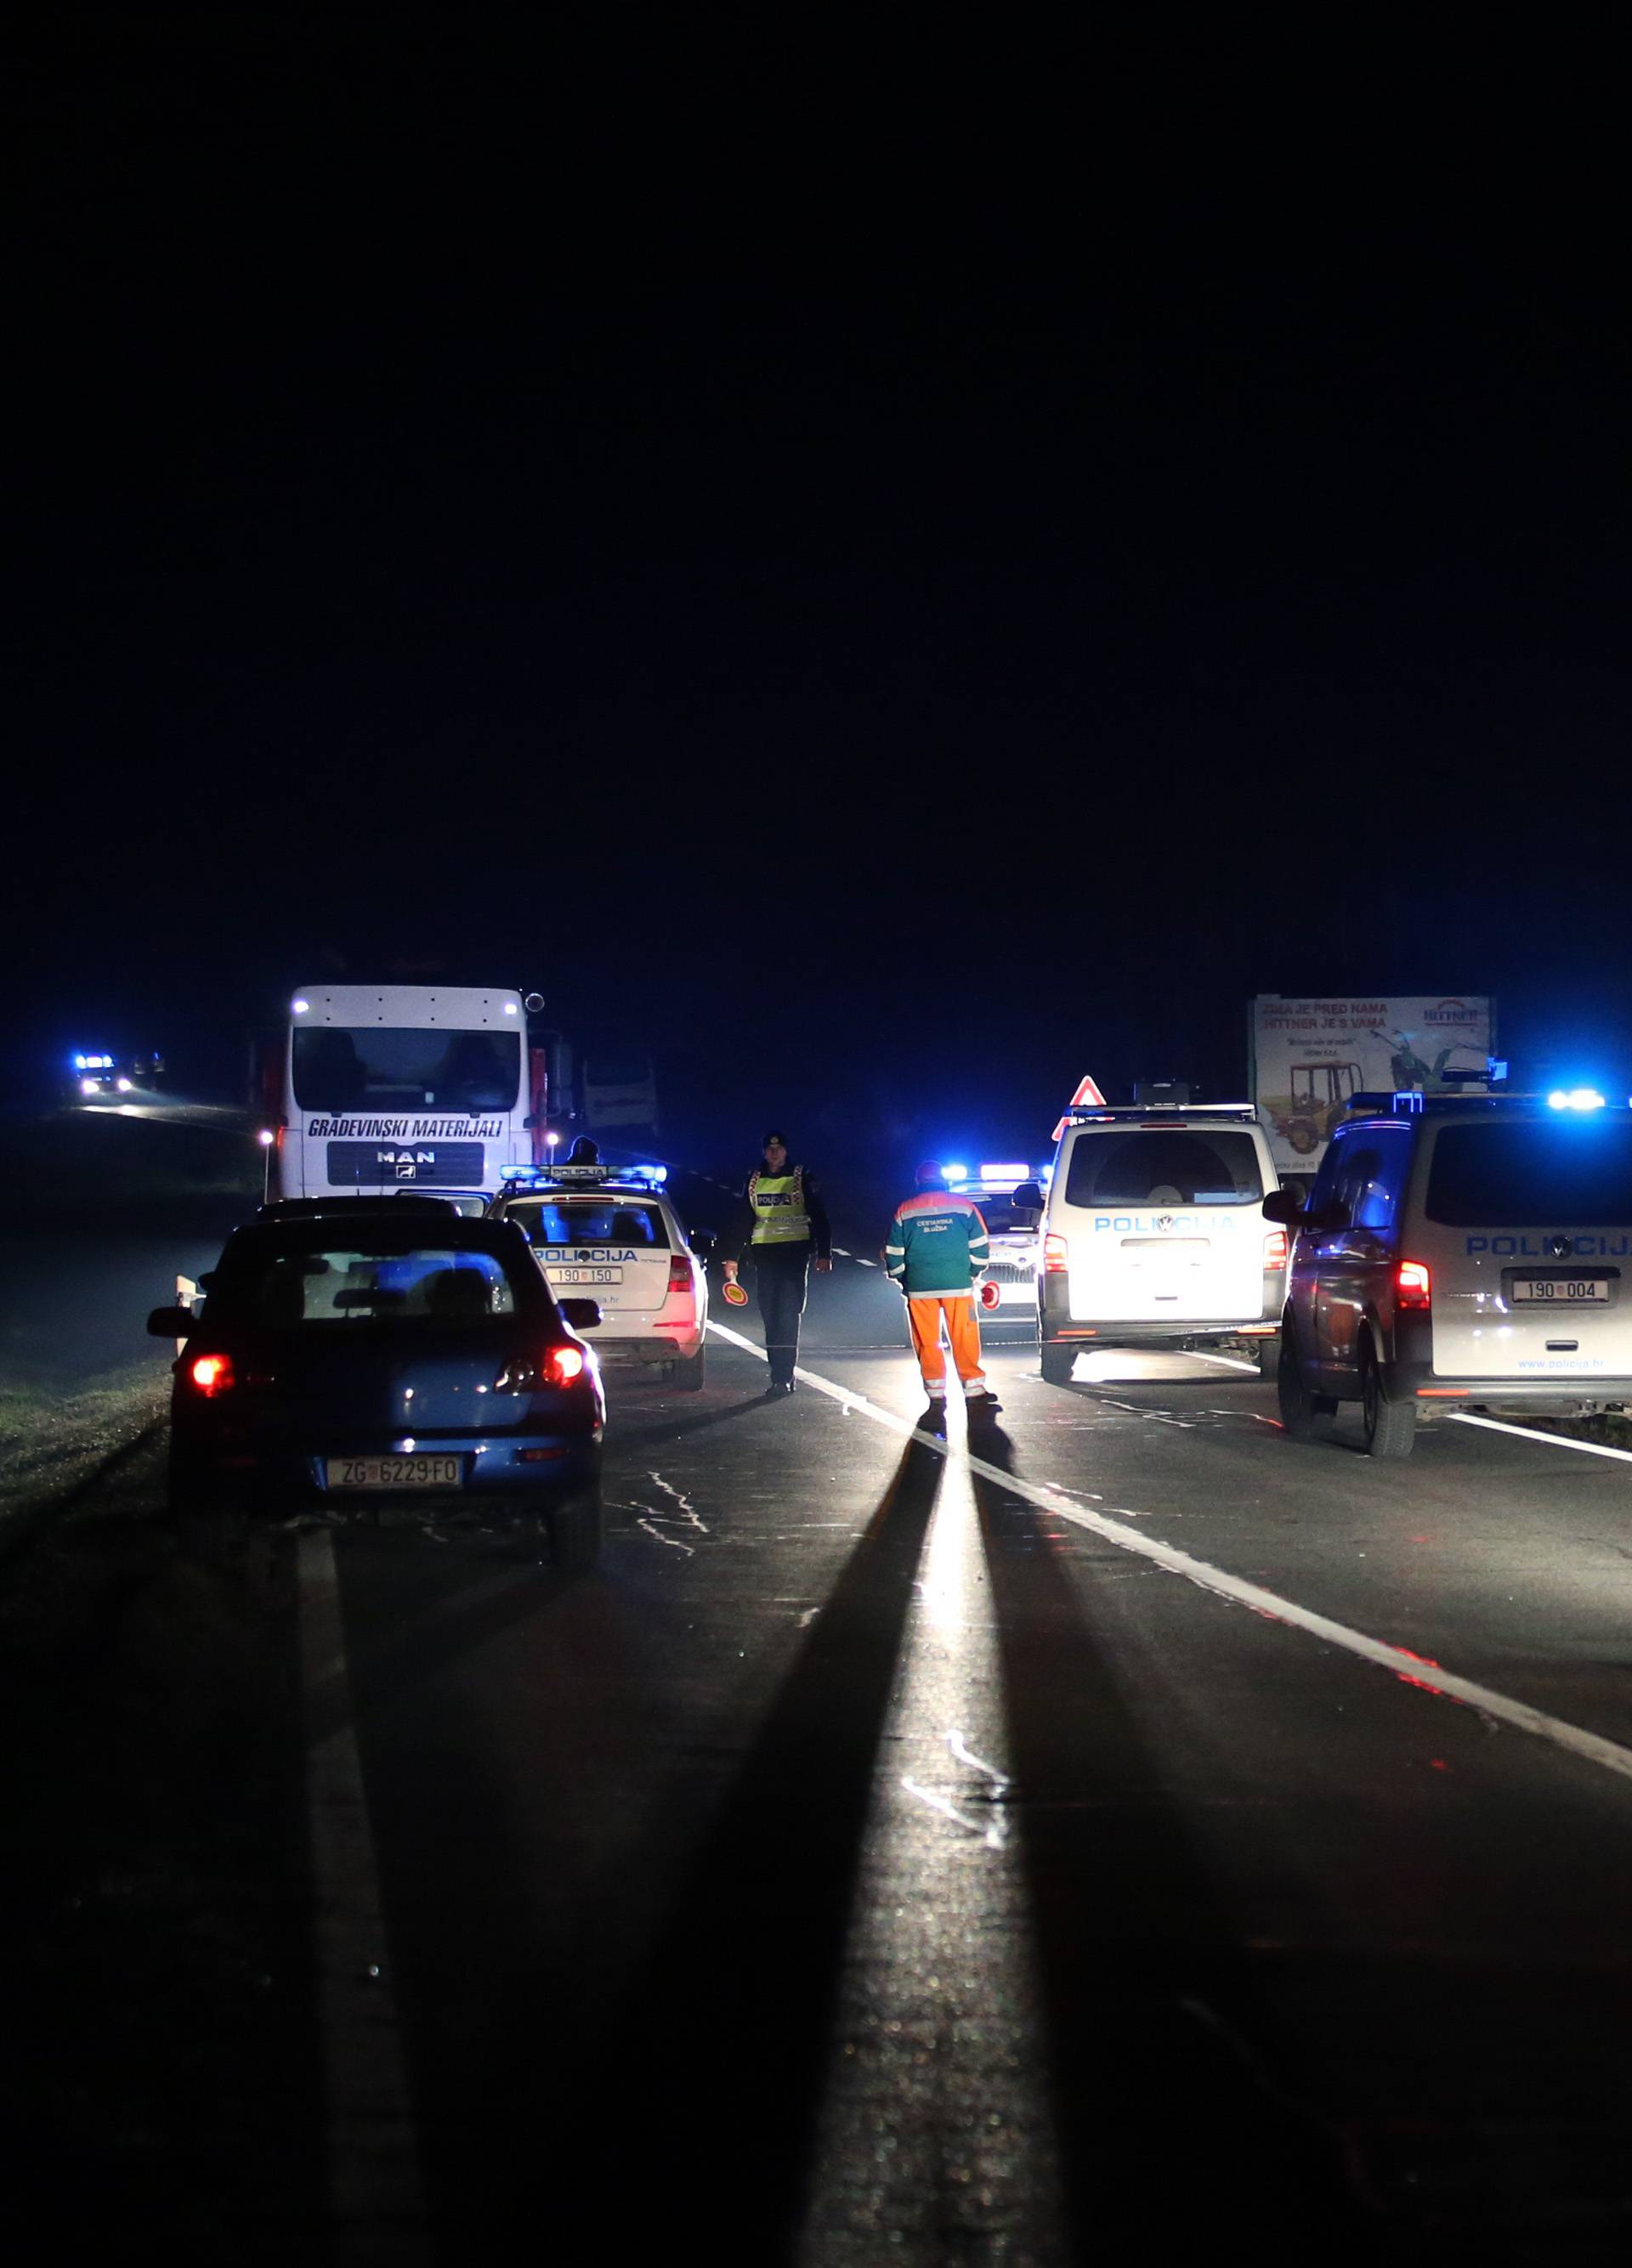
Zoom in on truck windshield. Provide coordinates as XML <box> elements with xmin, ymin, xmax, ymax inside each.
<box><xmin>292</xmin><ymin>1029</ymin><xmax>521</xmax><ymax>1115</ymax></box>
<box><xmin>1065</xmin><ymin>1131</ymin><xmax>1264</xmax><ymax>1208</ymax></box>
<box><xmin>1425</xmin><ymin>1123</ymin><xmax>1632</xmax><ymax>1225</ymax></box>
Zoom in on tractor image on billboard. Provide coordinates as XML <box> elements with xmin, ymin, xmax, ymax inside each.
<box><xmin>1265</xmin><ymin>1060</ymin><xmax>1364</xmax><ymax>1155</ymax></box>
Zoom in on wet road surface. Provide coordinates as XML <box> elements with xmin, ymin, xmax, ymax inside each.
<box><xmin>308</xmin><ymin>1257</ymin><xmax>1632</xmax><ymax>2264</ymax></box>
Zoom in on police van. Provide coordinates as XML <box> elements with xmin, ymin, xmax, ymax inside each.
<box><xmin>1267</xmin><ymin>1085</ymin><xmax>1632</xmax><ymax>1457</ymax></box>
<box><xmin>1013</xmin><ymin>1093</ymin><xmax>1287</xmax><ymax>1383</ymax></box>
<box><xmin>486</xmin><ymin>1163</ymin><xmax>712</xmax><ymax>1389</ymax></box>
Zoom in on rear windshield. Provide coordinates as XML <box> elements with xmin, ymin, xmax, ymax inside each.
<box><xmin>238</xmin><ymin>1246</ymin><xmax>524</xmax><ymax>1326</ymax></box>
<box><xmin>505</xmin><ymin>1196</ymin><xmax>672</xmax><ymax>1248</ymax></box>
<box><xmin>1425</xmin><ymin>1123</ymin><xmax>1632</xmax><ymax>1226</ymax></box>
<box><xmin>1064</xmin><ymin>1130</ymin><xmax>1264</xmax><ymax>1208</ymax></box>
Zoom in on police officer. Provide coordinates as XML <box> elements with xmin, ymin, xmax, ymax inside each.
<box><xmin>721</xmin><ymin>1130</ymin><xmax>832</xmax><ymax>1395</ymax></box>
<box><xmin>565</xmin><ymin>1136</ymin><xmax>601</xmax><ymax>1164</ymax></box>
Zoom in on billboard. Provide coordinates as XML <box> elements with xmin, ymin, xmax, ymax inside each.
<box><xmin>1250</xmin><ymin>996</ymin><xmax>1494</xmax><ymax>1174</ymax></box>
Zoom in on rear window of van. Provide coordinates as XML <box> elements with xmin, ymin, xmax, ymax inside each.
<box><xmin>1425</xmin><ymin>1123</ymin><xmax>1632</xmax><ymax>1225</ymax></box>
<box><xmin>1064</xmin><ymin>1131</ymin><xmax>1264</xmax><ymax>1208</ymax></box>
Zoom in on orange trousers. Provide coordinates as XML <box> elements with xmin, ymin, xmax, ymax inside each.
<box><xmin>907</xmin><ymin>1293</ymin><xmax>986</xmax><ymax>1396</ymax></box>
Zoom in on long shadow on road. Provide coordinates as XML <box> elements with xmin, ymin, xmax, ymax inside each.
<box><xmin>967</xmin><ymin>1425</ymin><xmax>1366</xmax><ymax>2260</ymax></box>
<box><xmin>547</xmin><ymin>1434</ymin><xmax>946</xmax><ymax>2263</ymax></box>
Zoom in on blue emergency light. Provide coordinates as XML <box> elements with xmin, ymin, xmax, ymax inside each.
<box><xmin>1548</xmin><ymin>1088</ymin><xmax>1606</xmax><ymax>1111</ymax></box>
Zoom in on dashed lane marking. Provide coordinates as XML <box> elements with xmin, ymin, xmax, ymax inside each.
<box><xmin>298</xmin><ymin>1531</ymin><xmax>430</xmax><ymax>2264</ymax></box>
<box><xmin>706</xmin><ymin>1321</ymin><xmax>1632</xmax><ymax>1790</ymax></box>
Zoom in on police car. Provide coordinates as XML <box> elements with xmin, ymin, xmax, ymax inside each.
<box><xmin>943</xmin><ymin>1164</ymin><xmax>1055</xmax><ymax>1314</ymax></box>
<box><xmin>1012</xmin><ymin>1086</ymin><xmax>1288</xmax><ymax>1383</ymax></box>
<box><xmin>1267</xmin><ymin>1082</ymin><xmax>1632</xmax><ymax>1457</ymax></box>
<box><xmin>486</xmin><ymin>1163</ymin><xmax>711</xmax><ymax>1389</ymax></box>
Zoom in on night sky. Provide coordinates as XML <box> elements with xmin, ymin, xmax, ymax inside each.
<box><xmin>7</xmin><ymin>13</ymin><xmax>1628</xmax><ymax>1162</ymax></box>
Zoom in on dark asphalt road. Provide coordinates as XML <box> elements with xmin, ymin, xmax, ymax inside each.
<box><xmin>314</xmin><ymin>1252</ymin><xmax>1632</xmax><ymax>2265</ymax></box>
<box><xmin>14</xmin><ymin>1143</ymin><xmax>1632</xmax><ymax>2265</ymax></box>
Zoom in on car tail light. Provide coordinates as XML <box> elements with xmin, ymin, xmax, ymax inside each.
<box><xmin>188</xmin><ymin>1352</ymin><xmax>235</xmax><ymax>1397</ymax></box>
<box><xmin>666</xmin><ymin>1255</ymin><xmax>692</xmax><ymax>1294</ymax></box>
<box><xmin>1396</xmin><ymin>1259</ymin><xmax>1431</xmax><ymax>1309</ymax></box>
<box><xmin>1043</xmin><ymin>1233</ymin><xmax>1069</xmax><ymax>1274</ymax></box>
<box><xmin>544</xmin><ymin>1346</ymin><xmax>586</xmax><ymax>1385</ymax></box>
<box><xmin>1262</xmin><ymin>1229</ymin><xmax>1289</xmax><ymax>1271</ymax></box>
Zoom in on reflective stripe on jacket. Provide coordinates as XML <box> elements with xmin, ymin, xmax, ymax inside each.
<box><xmin>750</xmin><ymin>1168</ymin><xmax>811</xmax><ymax>1246</ymax></box>
<box><xmin>884</xmin><ymin>1191</ymin><xmax>990</xmax><ymax>1295</ymax></box>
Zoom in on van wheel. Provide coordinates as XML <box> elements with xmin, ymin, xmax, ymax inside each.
<box><xmin>673</xmin><ymin>1348</ymin><xmax>706</xmax><ymax>1392</ymax></box>
<box><xmin>1361</xmin><ymin>1345</ymin><xmax>1417</xmax><ymax>1459</ymax></box>
<box><xmin>548</xmin><ymin>1484</ymin><xmax>604</xmax><ymax>1571</ymax></box>
<box><xmin>1276</xmin><ymin>1321</ymin><xmax>1336</xmax><ymax>1441</ymax></box>
<box><xmin>1040</xmin><ymin>1344</ymin><xmax>1074</xmax><ymax>1385</ymax></box>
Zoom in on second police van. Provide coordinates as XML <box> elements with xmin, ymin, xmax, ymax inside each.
<box><xmin>1267</xmin><ymin>1083</ymin><xmax>1632</xmax><ymax>1457</ymax></box>
<box><xmin>1013</xmin><ymin>1082</ymin><xmax>1288</xmax><ymax>1383</ymax></box>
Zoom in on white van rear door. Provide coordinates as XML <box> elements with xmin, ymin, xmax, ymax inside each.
<box><xmin>1059</xmin><ymin>1125</ymin><xmax>1269</xmax><ymax>1322</ymax></box>
<box><xmin>1413</xmin><ymin>1118</ymin><xmax>1632</xmax><ymax>1378</ymax></box>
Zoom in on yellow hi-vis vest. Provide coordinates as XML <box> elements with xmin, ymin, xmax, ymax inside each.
<box><xmin>749</xmin><ymin>1168</ymin><xmax>810</xmax><ymax>1246</ymax></box>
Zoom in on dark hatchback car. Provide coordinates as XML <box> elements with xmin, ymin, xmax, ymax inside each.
<box><xmin>148</xmin><ymin>1211</ymin><xmax>605</xmax><ymax>1566</ymax></box>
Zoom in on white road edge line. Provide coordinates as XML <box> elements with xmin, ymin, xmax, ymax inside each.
<box><xmin>706</xmin><ymin>1320</ymin><xmax>1632</xmax><ymax>1790</ymax></box>
<box><xmin>1445</xmin><ymin>1411</ymin><xmax>1632</xmax><ymax>1467</ymax></box>
<box><xmin>298</xmin><ymin>1530</ymin><xmax>431</xmax><ymax>2264</ymax></box>
<box><xmin>1184</xmin><ymin>1349</ymin><xmax>1261</xmax><ymax>1374</ymax></box>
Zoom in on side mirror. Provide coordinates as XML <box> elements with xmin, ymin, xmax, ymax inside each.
<box><xmin>558</xmin><ymin>1298</ymin><xmax>603</xmax><ymax>1332</ymax></box>
<box><xmin>689</xmin><ymin>1228</ymin><xmax>717</xmax><ymax>1254</ymax></box>
<box><xmin>147</xmin><ymin>1306</ymin><xmax>196</xmax><ymax>1338</ymax></box>
<box><xmin>1261</xmin><ymin>1188</ymin><xmax>1305</xmax><ymax>1226</ymax></box>
<box><xmin>1010</xmin><ymin>1180</ymin><xmax>1045</xmax><ymax>1219</ymax></box>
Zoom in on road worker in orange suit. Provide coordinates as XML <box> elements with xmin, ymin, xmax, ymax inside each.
<box><xmin>884</xmin><ymin>1162</ymin><xmax>1000</xmax><ymax>1415</ymax></box>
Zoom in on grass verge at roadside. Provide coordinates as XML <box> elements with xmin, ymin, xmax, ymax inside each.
<box><xmin>0</xmin><ymin>1390</ymin><xmax>322</xmax><ymax>2259</ymax></box>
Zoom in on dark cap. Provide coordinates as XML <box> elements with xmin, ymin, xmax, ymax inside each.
<box><xmin>762</xmin><ymin>1128</ymin><xmax>788</xmax><ymax>1147</ymax></box>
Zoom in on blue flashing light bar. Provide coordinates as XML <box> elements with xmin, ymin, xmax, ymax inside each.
<box><xmin>978</xmin><ymin>1162</ymin><xmax>1029</xmax><ymax>1185</ymax></box>
<box><xmin>1548</xmin><ymin>1088</ymin><xmax>1606</xmax><ymax>1111</ymax></box>
<box><xmin>499</xmin><ymin>1160</ymin><xmax>668</xmax><ymax>1185</ymax></box>
<box><xmin>942</xmin><ymin>1162</ymin><xmax>968</xmax><ymax>1184</ymax></box>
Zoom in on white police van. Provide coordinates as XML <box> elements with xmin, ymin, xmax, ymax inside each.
<box><xmin>1269</xmin><ymin>1084</ymin><xmax>1632</xmax><ymax>1457</ymax></box>
<box><xmin>1013</xmin><ymin>1090</ymin><xmax>1287</xmax><ymax>1384</ymax></box>
<box><xmin>486</xmin><ymin>1163</ymin><xmax>712</xmax><ymax>1389</ymax></box>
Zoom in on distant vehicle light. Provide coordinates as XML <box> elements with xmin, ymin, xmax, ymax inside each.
<box><xmin>188</xmin><ymin>1352</ymin><xmax>235</xmax><ymax>1396</ymax></box>
<box><xmin>73</xmin><ymin>1054</ymin><xmax>88</xmax><ymax>1070</ymax></box>
<box><xmin>79</xmin><ymin>1077</ymin><xmax>98</xmax><ymax>1096</ymax></box>
<box><xmin>291</xmin><ymin>998</ymin><xmax>309</xmax><ymax>1014</ymax></box>
<box><xmin>1549</xmin><ymin>1088</ymin><xmax>1606</xmax><ymax>1111</ymax></box>
<box><xmin>546</xmin><ymin>1132</ymin><xmax>561</xmax><ymax>1148</ymax></box>
<box><xmin>116</xmin><ymin>1077</ymin><xmax>133</xmax><ymax>1093</ymax></box>
<box><xmin>942</xmin><ymin>1162</ymin><xmax>968</xmax><ymax>1184</ymax></box>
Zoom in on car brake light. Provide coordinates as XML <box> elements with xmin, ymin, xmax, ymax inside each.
<box><xmin>544</xmin><ymin>1346</ymin><xmax>586</xmax><ymax>1385</ymax></box>
<box><xmin>666</xmin><ymin>1256</ymin><xmax>691</xmax><ymax>1293</ymax></box>
<box><xmin>1396</xmin><ymin>1259</ymin><xmax>1431</xmax><ymax>1309</ymax></box>
<box><xmin>1262</xmin><ymin>1229</ymin><xmax>1289</xmax><ymax>1270</ymax></box>
<box><xmin>188</xmin><ymin>1352</ymin><xmax>235</xmax><ymax>1396</ymax></box>
<box><xmin>1043</xmin><ymin>1233</ymin><xmax>1068</xmax><ymax>1273</ymax></box>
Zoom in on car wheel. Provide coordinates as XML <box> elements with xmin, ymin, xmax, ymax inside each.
<box><xmin>1276</xmin><ymin>1320</ymin><xmax>1336</xmax><ymax>1442</ymax></box>
<box><xmin>1255</xmin><ymin>1336</ymin><xmax>1281</xmax><ymax>1383</ymax></box>
<box><xmin>673</xmin><ymin>1347</ymin><xmax>706</xmax><ymax>1392</ymax></box>
<box><xmin>1360</xmin><ymin>1343</ymin><xmax>1417</xmax><ymax>1460</ymax></box>
<box><xmin>1040</xmin><ymin>1343</ymin><xmax>1074</xmax><ymax>1385</ymax></box>
<box><xmin>548</xmin><ymin>1483</ymin><xmax>604</xmax><ymax>1571</ymax></box>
